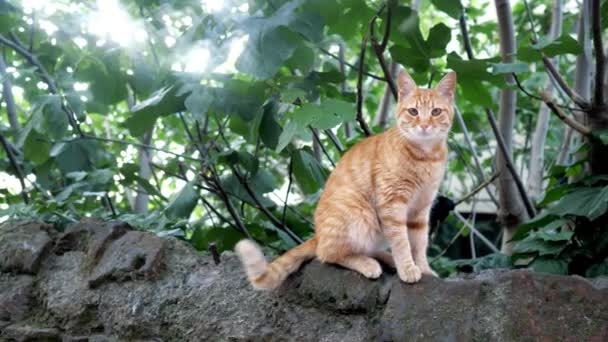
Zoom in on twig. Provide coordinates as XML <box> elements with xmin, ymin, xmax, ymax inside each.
<box><xmin>454</xmin><ymin>106</ymin><xmax>500</xmax><ymax>206</ymax></box>
<box><xmin>459</xmin><ymin>13</ymin><xmax>475</xmax><ymax>60</ymax></box>
<box><xmin>539</xmin><ymin>91</ymin><xmax>592</xmax><ymax>135</ymax></box>
<box><xmin>0</xmin><ymin>130</ymin><xmax>28</xmax><ymax>203</ymax></box>
<box><xmin>208</xmin><ymin>243</ymin><xmax>221</xmax><ymax>265</ymax></box>
<box><xmin>453</xmin><ymin>211</ymin><xmax>501</xmax><ymax>253</ymax></box>
<box><xmin>517</xmin><ymin>3</ymin><xmax>590</xmax><ymax>109</ymax></box>
<box><xmin>282</xmin><ymin>158</ymin><xmax>293</xmax><ymax>227</ymax></box>
<box><xmin>540</xmin><ymin>56</ymin><xmax>590</xmax><ymax>109</ymax></box>
<box><xmin>454</xmin><ymin>173</ymin><xmax>499</xmax><ymax>206</ymax></box>
<box><xmin>0</xmin><ymin>33</ymin><xmax>84</xmax><ymax>136</ymax></box>
<box><xmin>511</xmin><ymin>73</ymin><xmax>585</xmax><ymax>112</ymax></box>
<box><xmin>431</xmin><ymin>224</ymin><xmax>467</xmax><ymax>263</ymax></box>
<box><xmin>104</xmin><ymin>194</ymin><xmax>117</xmax><ymax>217</ymax></box>
<box><xmin>356</xmin><ymin>34</ymin><xmax>373</xmax><ymax>137</ymax></box>
<box><xmin>459</xmin><ymin>13</ymin><xmax>535</xmax><ymax>218</ymax></box>
<box><xmin>318</xmin><ymin>47</ymin><xmax>385</xmax><ymax>81</ymax></box>
<box><xmin>522</xmin><ymin>0</ymin><xmax>540</xmax><ymax>42</ymax></box>
<box><xmin>485</xmin><ymin>109</ymin><xmax>537</xmax><ymax>218</ymax></box>
<box><xmin>591</xmin><ymin>0</ymin><xmax>605</xmax><ymax>107</ymax></box>
<box><xmin>369</xmin><ymin>6</ymin><xmax>398</xmax><ymax>101</ymax></box>
<box><xmin>323</xmin><ymin>129</ymin><xmax>344</xmax><ymax>153</ymax></box>
<box><xmin>310</xmin><ymin>127</ymin><xmax>336</xmax><ymax>167</ymax></box>
<box><xmin>61</xmin><ymin>135</ymin><xmax>201</xmax><ymax>162</ymax></box>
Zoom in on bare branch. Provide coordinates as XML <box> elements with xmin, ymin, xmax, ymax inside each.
<box><xmin>0</xmin><ymin>54</ymin><xmax>19</xmax><ymax>130</ymax></box>
<box><xmin>318</xmin><ymin>47</ymin><xmax>385</xmax><ymax>81</ymax></box>
<box><xmin>454</xmin><ymin>173</ymin><xmax>500</xmax><ymax>206</ymax></box>
<box><xmin>592</xmin><ymin>0</ymin><xmax>605</xmax><ymax>107</ymax></box>
<box><xmin>0</xmin><ymin>131</ymin><xmax>28</xmax><ymax>204</ymax></box>
<box><xmin>539</xmin><ymin>91</ymin><xmax>592</xmax><ymax>135</ymax></box>
<box><xmin>485</xmin><ymin>109</ymin><xmax>537</xmax><ymax>218</ymax></box>
<box><xmin>310</xmin><ymin>127</ymin><xmax>336</xmax><ymax>167</ymax></box>
<box><xmin>369</xmin><ymin>7</ymin><xmax>398</xmax><ymax>101</ymax></box>
<box><xmin>356</xmin><ymin>34</ymin><xmax>373</xmax><ymax>137</ymax></box>
<box><xmin>0</xmin><ymin>33</ymin><xmax>84</xmax><ymax>136</ymax></box>
<box><xmin>512</xmin><ymin>73</ymin><xmax>584</xmax><ymax>111</ymax></box>
<box><xmin>541</xmin><ymin>56</ymin><xmax>590</xmax><ymax>109</ymax></box>
<box><xmin>323</xmin><ymin>129</ymin><xmax>344</xmax><ymax>153</ymax></box>
<box><xmin>458</xmin><ymin>13</ymin><xmax>475</xmax><ymax>60</ymax></box>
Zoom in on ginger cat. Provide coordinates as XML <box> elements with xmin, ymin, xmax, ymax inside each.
<box><xmin>236</xmin><ymin>69</ymin><xmax>456</xmax><ymax>290</ymax></box>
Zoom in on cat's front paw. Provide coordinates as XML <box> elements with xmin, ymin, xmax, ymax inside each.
<box><xmin>398</xmin><ymin>264</ymin><xmax>421</xmax><ymax>283</ymax></box>
<box><xmin>420</xmin><ymin>266</ymin><xmax>438</xmax><ymax>277</ymax></box>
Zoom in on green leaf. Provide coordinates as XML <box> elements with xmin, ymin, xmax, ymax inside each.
<box><xmin>512</xmin><ymin>235</ymin><xmax>567</xmax><ymax>256</ymax></box>
<box><xmin>276</xmin><ymin>120</ymin><xmax>300</xmax><ymax>153</ymax></box>
<box><xmin>184</xmin><ymin>86</ymin><xmax>213</xmax><ymax>120</ymax></box>
<box><xmin>236</xmin><ymin>0</ymin><xmax>323</xmax><ymax>79</ymax></box>
<box><xmin>236</xmin><ymin>26</ymin><xmax>300</xmax><ymax>79</ymax></box>
<box><xmin>548</xmin><ymin>186</ymin><xmax>608</xmax><ymax>220</ymax></box>
<box><xmin>41</xmin><ymin>95</ymin><xmax>68</xmax><ymax>140</ymax></box>
<box><xmin>164</xmin><ymin>181</ymin><xmax>199</xmax><ymax>220</ymax></box>
<box><xmin>190</xmin><ymin>226</ymin><xmax>244</xmax><ymax>252</ymax></box>
<box><xmin>54</xmin><ymin>140</ymin><xmax>100</xmax><ymax>173</ymax></box>
<box><xmin>586</xmin><ymin>260</ymin><xmax>608</xmax><ymax>277</ymax></box>
<box><xmin>292</xmin><ymin>147</ymin><xmax>327</xmax><ymax>194</ymax></box>
<box><xmin>532</xmin><ymin>34</ymin><xmax>582</xmax><ymax>57</ymax></box>
<box><xmin>491</xmin><ymin>62</ymin><xmax>530</xmax><ymax>74</ymax></box>
<box><xmin>528</xmin><ymin>257</ymin><xmax>568</xmax><ymax>275</ymax></box>
<box><xmin>431</xmin><ymin>0</ymin><xmax>463</xmax><ymax>19</ymax></box>
<box><xmin>286</xmin><ymin>44</ymin><xmax>315</xmax><ymax>74</ymax></box>
<box><xmin>460</xmin><ymin>79</ymin><xmax>493</xmax><ymax>107</ymax></box>
<box><xmin>124</xmin><ymin>86</ymin><xmax>187</xmax><ymax>137</ymax></box>
<box><xmin>427</xmin><ymin>23</ymin><xmax>452</xmax><ymax>57</ymax></box>
<box><xmin>535</xmin><ymin>229</ymin><xmax>573</xmax><ymax>242</ymax></box>
<box><xmin>390</xmin><ymin>45</ymin><xmax>431</xmax><ymax>72</ymax></box>
<box><xmin>23</xmin><ymin>130</ymin><xmax>51</xmax><ymax>165</ymax></box>
<box><xmin>291</xmin><ymin>98</ymin><xmax>355</xmax><ymax>130</ymax></box>
<box><xmin>260</xmin><ymin>102</ymin><xmax>283</xmax><ymax>149</ymax></box>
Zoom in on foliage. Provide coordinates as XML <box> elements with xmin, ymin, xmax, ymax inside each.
<box><xmin>0</xmin><ymin>0</ymin><xmax>606</xmax><ymax>278</ymax></box>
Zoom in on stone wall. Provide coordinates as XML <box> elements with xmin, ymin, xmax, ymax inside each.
<box><xmin>0</xmin><ymin>219</ymin><xmax>606</xmax><ymax>341</ymax></box>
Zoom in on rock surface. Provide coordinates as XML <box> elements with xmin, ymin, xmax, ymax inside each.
<box><xmin>0</xmin><ymin>219</ymin><xmax>606</xmax><ymax>341</ymax></box>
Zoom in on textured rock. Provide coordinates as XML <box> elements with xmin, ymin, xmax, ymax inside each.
<box><xmin>0</xmin><ymin>274</ymin><xmax>34</xmax><ymax>324</ymax></box>
<box><xmin>0</xmin><ymin>221</ymin><xmax>54</xmax><ymax>274</ymax></box>
<box><xmin>0</xmin><ymin>219</ymin><xmax>607</xmax><ymax>341</ymax></box>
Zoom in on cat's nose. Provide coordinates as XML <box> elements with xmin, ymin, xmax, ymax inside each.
<box><xmin>419</xmin><ymin>124</ymin><xmax>429</xmax><ymax>131</ymax></box>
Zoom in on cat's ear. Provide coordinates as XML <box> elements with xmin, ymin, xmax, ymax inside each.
<box><xmin>435</xmin><ymin>72</ymin><xmax>457</xmax><ymax>100</ymax></box>
<box><xmin>397</xmin><ymin>69</ymin><xmax>417</xmax><ymax>99</ymax></box>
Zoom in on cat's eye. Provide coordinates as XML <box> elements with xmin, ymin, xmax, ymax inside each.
<box><xmin>431</xmin><ymin>108</ymin><xmax>442</xmax><ymax>116</ymax></box>
<box><xmin>408</xmin><ymin>108</ymin><xmax>418</xmax><ymax>116</ymax></box>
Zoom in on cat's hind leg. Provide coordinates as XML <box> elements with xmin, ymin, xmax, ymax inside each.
<box><xmin>372</xmin><ymin>250</ymin><xmax>396</xmax><ymax>269</ymax></box>
<box><xmin>335</xmin><ymin>255</ymin><xmax>383</xmax><ymax>279</ymax></box>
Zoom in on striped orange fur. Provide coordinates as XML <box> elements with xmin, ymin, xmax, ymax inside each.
<box><xmin>236</xmin><ymin>69</ymin><xmax>457</xmax><ymax>290</ymax></box>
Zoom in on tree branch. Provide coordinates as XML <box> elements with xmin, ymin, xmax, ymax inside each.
<box><xmin>0</xmin><ymin>130</ymin><xmax>28</xmax><ymax>203</ymax></box>
<box><xmin>454</xmin><ymin>173</ymin><xmax>499</xmax><ymax>206</ymax></box>
<box><xmin>0</xmin><ymin>33</ymin><xmax>84</xmax><ymax>136</ymax></box>
<box><xmin>485</xmin><ymin>108</ymin><xmax>537</xmax><ymax>218</ymax></box>
<box><xmin>592</xmin><ymin>0</ymin><xmax>605</xmax><ymax>107</ymax></box>
<box><xmin>356</xmin><ymin>34</ymin><xmax>373</xmax><ymax>137</ymax></box>
<box><xmin>369</xmin><ymin>7</ymin><xmax>398</xmax><ymax>101</ymax></box>
<box><xmin>0</xmin><ymin>53</ymin><xmax>19</xmax><ymax>130</ymax></box>
<box><xmin>539</xmin><ymin>91</ymin><xmax>592</xmax><ymax>135</ymax></box>
<box><xmin>318</xmin><ymin>47</ymin><xmax>385</xmax><ymax>81</ymax></box>
<box><xmin>310</xmin><ymin>127</ymin><xmax>336</xmax><ymax>167</ymax></box>
<box><xmin>323</xmin><ymin>129</ymin><xmax>344</xmax><ymax>153</ymax></box>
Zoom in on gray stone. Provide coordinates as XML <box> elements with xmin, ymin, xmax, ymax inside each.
<box><xmin>1</xmin><ymin>219</ymin><xmax>607</xmax><ymax>341</ymax></box>
<box><xmin>1</xmin><ymin>324</ymin><xmax>60</xmax><ymax>341</ymax></box>
<box><xmin>0</xmin><ymin>274</ymin><xmax>34</xmax><ymax>323</ymax></box>
<box><xmin>0</xmin><ymin>221</ymin><xmax>54</xmax><ymax>274</ymax></box>
<box><xmin>87</xmin><ymin>230</ymin><xmax>164</xmax><ymax>288</ymax></box>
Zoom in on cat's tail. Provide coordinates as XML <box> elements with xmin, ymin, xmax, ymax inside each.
<box><xmin>235</xmin><ymin>237</ymin><xmax>317</xmax><ymax>290</ymax></box>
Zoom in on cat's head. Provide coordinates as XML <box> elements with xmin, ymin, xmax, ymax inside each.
<box><xmin>395</xmin><ymin>70</ymin><xmax>456</xmax><ymax>143</ymax></box>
